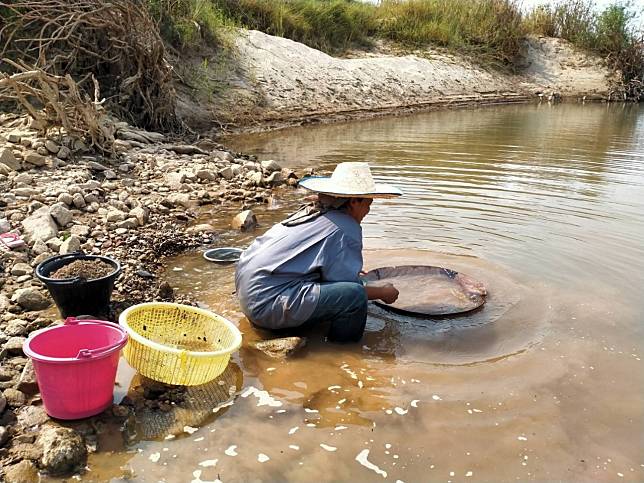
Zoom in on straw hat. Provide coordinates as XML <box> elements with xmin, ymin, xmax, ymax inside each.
<box><xmin>298</xmin><ymin>162</ymin><xmax>402</xmax><ymax>198</ymax></box>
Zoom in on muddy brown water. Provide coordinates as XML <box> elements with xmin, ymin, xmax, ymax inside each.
<box><xmin>56</xmin><ymin>104</ymin><xmax>644</xmax><ymax>482</ymax></box>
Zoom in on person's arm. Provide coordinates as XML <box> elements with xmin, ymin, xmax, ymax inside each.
<box><xmin>365</xmin><ymin>283</ymin><xmax>399</xmax><ymax>304</ymax></box>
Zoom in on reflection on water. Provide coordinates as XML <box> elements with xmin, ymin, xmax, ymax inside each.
<box><xmin>70</xmin><ymin>104</ymin><xmax>644</xmax><ymax>482</ymax></box>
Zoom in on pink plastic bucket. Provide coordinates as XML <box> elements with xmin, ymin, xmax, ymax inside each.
<box><xmin>23</xmin><ymin>317</ymin><xmax>128</xmax><ymax>419</ymax></box>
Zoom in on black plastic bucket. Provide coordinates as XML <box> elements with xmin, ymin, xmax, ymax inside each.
<box><xmin>35</xmin><ymin>253</ymin><xmax>121</xmax><ymax>318</ymax></box>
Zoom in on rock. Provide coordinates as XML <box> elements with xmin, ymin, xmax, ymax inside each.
<box><xmin>265</xmin><ymin>171</ymin><xmax>284</xmax><ymax>186</ymax></box>
<box><xmin>0</xmin><ymin>392</ymin><xmax>6</xmax><ymax>413</ymax></box>
<box><xmin>196</xmin><ymin>169</ymin><xmax>217</xmax><ymax>181</ymax></box>
<box><xmin>49</xmin><ymin>203</ymin><xmax>72</xmax><ymax>227</ymax></box>
<box><xmin>0</xmin><ymin>425</ymin><xmax>8</xmax><ymax>447</ymax></box>
<box><xmin>69</xmin><ymin>224</ymin><xmax>90</xmax><ymax>237</ymax></box>
<box><xmin>3</xmin><ymin>336</ymin><xmax>27</xmax><ymax>354</ymax></box>
<box><xmin>158</xmin><ymin>282</ymin><xmax>173</xmax><ymax>299</ymax></box>
<box><xmin>7</xmin><ymin>132</ymin><xmax>22</xmax><ymax>143</ymax></box>
<box><xmin>218</xmin><ymin>166</ymin><xmax>234</xmax><ymax>180</ymax></box>
<box><xmin>104</xmin><ymin>169</ymin><xmax>117</xmax><ymax>180</ymax></box>
<box><xmin>56</xmin><ymin>146</ymin><xmax>71</xmax><ymax>160</ymax></box>
<box><xmin>9</xmin><ymin>442</ymin><xmax>43</xmax><ymax>462</ymax></box>
<box><xmin>136</xmin><ymin>269</ymin><xmax>155</xmax><ymax>279</ymax></box>
<box><xmin>11</xmin><ymin>288</ymin><xmax>50</xmax><ymax>311</ymax></box>
<box><xmin>0</xmin><ymin>294</ymin><xmax>10</xmax><ymax>312</ymax></box>
<box><xmin>0</xmin><ymin>162</ymin><xmax>12</xmax><ymax>175</ymax></box>
<box><xmin>17</xmin><ymin>405</ymin><xmax>49</xmax><ymax>428</ymax></box>
<box><xmin>73</xmin><ymin>139</ymin><xmax>87</xmax><ymax>151</ymax></box>
<box><xmin>261</xmin><ymin>159</ymin><xmax>281</xmax><ymax>173</ymax></box>
<box><xmin>165</xmin><ymin>172</ymin><xmax>186</xmax><ymax>187</ymax></box>
<box><xmin>83</xmin><ymin>193</ymin><xmax>98</xmax><ymax>204</ymax></box>
<box><xmin>247</xmin><ymin>171</ymin><xmax>263</xmax><ymax>186</ymax></box>
<box><xmin>106</xmin><ymin>210</ymin><xmax>126</xmax><ymax>223</ymax></box>
<box><xmin>186</xmin><ymin>223</ymin><xmax>216</xmax><ymax>234</ymax></box>
<box><xmin>72</xmin><ymin>192</ymin><xmax>86</xmax><ymax>209</ymax></box>
<box><xmin>22</xmin><ymin>206</ymin><xmax>58</xmax><ymax>242</ymax></box>
<box><xmin>11</xmin><ymin>263</ymin><xmax>32</xmax><ymax>276</ymax></box>
<box><xmin>87</xmin><ymin>161</ymin><xmax>105</xmax><ymax>171</ymax></box>
<box><xmin>1</xmin><ymin>367</ymin><xmax>18</xmax><ymax>382</ymax></box>
<box><xmin>231</xmin><ymin>210</ymin><xmax>258</xmax><ymax>231</ymax></box>
<box><xmin>39</xmin><ymin>425</ymin><xmax>88</xmax><ymax>475</ymax></box>
<box><xmin>116</xmin><ymin>219</ymin><xmax>137</xmax><ymax>230</ymax></box>
<box><xmin>253</xmin><ymin>337</ymin><xmax>307</xmax><ymax>358</ymax></box>
<box><xmin>4</xmin><ymin>460</ymin><xmax>40</xmax><ymax>483</ymax></box>
<box><xmin>46</xmin><ymin>238</ymin><xmax>62</xmax><ymax>252</ymax></box>
<box><xmin>31</xmin><ymin>239</ymin><xmax>49</xmax><ymax>255</ymax></box>
<box><xmin>44</xmin><ymin>140</ymin><xmax>60</xmax><ymax>154</ymax></box>
<box><xmin>129</xmin><ymin>206</ymin><xmax>149</xmax><ymax>226</ymax></box>
<box><xmin>5</xmin><ymin>319</ymin><xmax>28</xmax><ymax>337</ymax></box>
<box><xmin>3</xmin><ymin>388</ymin><xmax>27</xmax><ymax>407</ymax></box>
<box><xmin>14</xmin><ymin>187</ymin><xmax>38</xmax><ymax>198</ymax></box>
<box><xmin>214</xmin><ymin>150</ymin><xmax>235</xmax><ymax>162</ymax></box>
<box><xmin>0</xmin><ymin>148</ymin><xmax>20</xmax><ymax>170</ymax></box>
<box><xmin>167</xmin><ymin>144</ymin><xmax>207</xmax><ymax>155</ymax></box>
<box><xmin>59</xmin><ymin>235</ymin><xmax>81</xmax><ymax>254</ymax></box>
<box><xmin>17</xmin><ymin>360</ymin><xmax>39</xmax><ymax>395</ymax></box>
<box><xmin>24</xmin><ymin>153</ymin><xmax>46</xmax><ymax>167</ymax></box>
<box><xmin>57</xmin><ymin>192</ymin><xmax>73</xmax><ymax>206</ymax></box>
<box><xmin>0</xmin><ymin>218</ymin><xmax>11</xmax><ymax>233</ymax></box>
<box><xmin>166</xmin><ymin>193</ymin><xmax>194</xmax><ymax>208</ymax></box>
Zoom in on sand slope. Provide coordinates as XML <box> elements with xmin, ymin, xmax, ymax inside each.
<box><xmin>176</xmin><ymin>30</ymin><xmax>615</xmax><ymax>131</ymax></box>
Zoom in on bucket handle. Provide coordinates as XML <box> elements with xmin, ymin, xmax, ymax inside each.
<box><xmin>64</xmin><ymin>317</ymin><xmax>128</xmax><ymax>359</ymax></box>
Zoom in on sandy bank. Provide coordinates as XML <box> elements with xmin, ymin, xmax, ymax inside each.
<box><xmin>177</xmin><ymin>30</ymin><xmax>616</xmax><ymax>133</ymax></box>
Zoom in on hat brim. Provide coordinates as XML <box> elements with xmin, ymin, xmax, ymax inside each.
<box><xmin>298</xmin><ymin>176</ymin><xmax>402</xmax><ymax>199</ymax></box>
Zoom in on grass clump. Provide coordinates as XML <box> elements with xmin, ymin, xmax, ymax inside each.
<box><xmin>209</xmin><ymin>0</ymin><xmax>526</xmax><ymax>66</ymax></box>
<box><xmin>211</xmin><ymin>0</ymin><xmax>378</xmax><ymax>53</ymax></box>
<box><xmin>376</xmin><ymin>0</ymin><xmax>525</xmax><ymax>67</ymax></box>
<box><xmin>147</xmin><ymin>0</ymin><xmax>236</xmax><ymax>49</ymax></box>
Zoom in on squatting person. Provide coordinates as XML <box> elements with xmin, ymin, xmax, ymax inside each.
<box><xmin>235</xmin><ymin>162</ymin><xmax>401</xmax><ymax>342</ymax></box>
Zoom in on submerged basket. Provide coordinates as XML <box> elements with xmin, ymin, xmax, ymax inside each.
<box><xmin>119</xmin><ymin>303</ymin><xmax>242</xmax><ymax>386</ymax></box>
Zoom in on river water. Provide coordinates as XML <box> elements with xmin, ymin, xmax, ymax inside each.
<box><xmin>81</xmin><ymin>104</ymin><xmax>644</xmax><ymax>482</ymax></box>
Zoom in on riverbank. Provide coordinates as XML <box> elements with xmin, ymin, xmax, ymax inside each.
<box><xmin>0</xmin><ymin>114</ymin><xmax>304</xmax><ymax>479</ymax></box>
<box><xmin>178</xmin><ymin>31</ymin><xmax>616</xmax><ymax>134</ymax></box>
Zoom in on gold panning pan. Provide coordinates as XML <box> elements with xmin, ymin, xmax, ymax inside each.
<box><xmin>363</xmin><ymin>265</ymin><xmax>487</xmax><ymax>317</ymax></box>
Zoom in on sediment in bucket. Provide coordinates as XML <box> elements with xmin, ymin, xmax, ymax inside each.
<box><xmin>23</xmin><ymin>318</ymin><xmax>128</xmax><ymax>420</ymax></box>
<box><xmin>35</xmin><ymin>252</ymin><xmax>121</xmax><ymax>318</ymax></box>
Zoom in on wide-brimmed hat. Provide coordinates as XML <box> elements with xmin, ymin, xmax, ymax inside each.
<box><xmin>298</xmin><ymin>162</ymin><xmax>402</xmax><ymax>199</ymax></box>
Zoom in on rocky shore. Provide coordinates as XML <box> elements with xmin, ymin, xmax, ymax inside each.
<box><xmin>0</xmin><ymin>113</ymin><xmax>301</xmax><ymax>481</ymax></box>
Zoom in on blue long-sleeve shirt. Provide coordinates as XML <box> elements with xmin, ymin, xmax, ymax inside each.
<box><xmin>235</xmin><ymin>210</ymin><xmax>362</xmax><ymax>329</ymax></box>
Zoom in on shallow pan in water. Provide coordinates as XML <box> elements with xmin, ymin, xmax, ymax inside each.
<box><xmin>363</xmin><ymin>265</ymin><xmax>487</xmax><ymax>317</ymax></box>
<box><xmin>203</xmin><ymin>247</ymin><xmax>243</xmax><ymax>264</ymax></box>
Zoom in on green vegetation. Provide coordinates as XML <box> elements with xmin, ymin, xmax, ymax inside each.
<box><xmin>148</xmin><ymin>0</ymin><xmax>527</xmax><ymax>66</ymax></box>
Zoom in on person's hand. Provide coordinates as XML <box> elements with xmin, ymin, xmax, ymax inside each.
<box><xmin>379</xmin><ymin>283</ymin><xmax>399</xmax><ymax>304</ymax></box>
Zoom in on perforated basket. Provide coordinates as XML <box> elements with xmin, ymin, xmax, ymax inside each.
<box><xmin>119</xmin><ymin>303</ymin><xmax>242</xmax><ymax>386</ymax></box>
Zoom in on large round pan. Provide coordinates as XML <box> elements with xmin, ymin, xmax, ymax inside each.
<box><xmin>363</xmin><ymin>265</ymin><xmax>487</xmax><ymax>317</ymax></box>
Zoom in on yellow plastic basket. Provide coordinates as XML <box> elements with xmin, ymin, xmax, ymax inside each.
<box><xmin>119</xmin><ymin>302</ymin><xmax>242</xmax><ymax>386</ymax></box>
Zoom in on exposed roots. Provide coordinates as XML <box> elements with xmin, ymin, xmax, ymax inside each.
<box><xmin>0</xmin><ymin>0</ymin><xmax>180</xmax><ymax>131</ymax></box>
<box><xmin>0</xmin><ymin>60</ymin><xmax>115</xmax><ymax>153</ymax></box>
